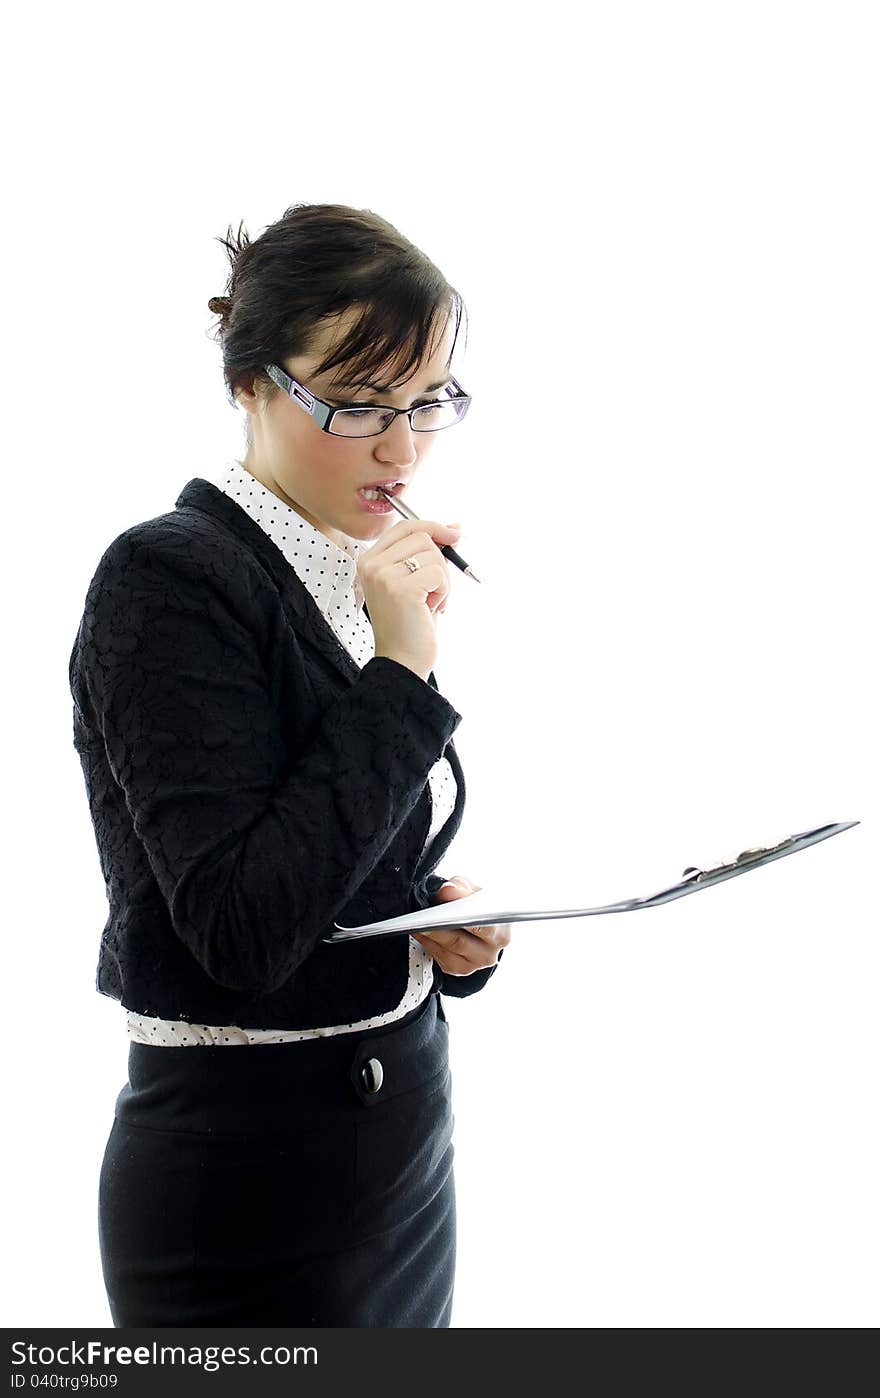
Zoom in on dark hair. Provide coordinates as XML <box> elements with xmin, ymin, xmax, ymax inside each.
<box><xmin>207</xmin><ymin>203</ymin><xmax>466</xmax><ymax>443</ymax></box>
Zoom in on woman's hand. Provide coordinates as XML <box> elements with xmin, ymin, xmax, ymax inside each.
<box><xmin>412</xmin><ymin>874</ymin><xmax>511</xmax><ymax>977</ymax></box>
<box><xmin>358</xmin><ymin>519</ymin><xmax>463</xmax><ymax>683</ymax></box>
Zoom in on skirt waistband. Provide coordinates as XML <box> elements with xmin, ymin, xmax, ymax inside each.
<box><xmin>114</xmin><ymin>988</ymin><xmax>447</xmax><ymax>1136</ymax></box>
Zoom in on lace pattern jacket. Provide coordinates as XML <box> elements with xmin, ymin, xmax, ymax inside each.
<box><xmin>69</xmin><ymin>476</ymin><xmax>497</xmax><ymax>1029</ymax></box>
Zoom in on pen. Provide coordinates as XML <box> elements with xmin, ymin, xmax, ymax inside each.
<box><xmin>377</xmin><ymin>486</ymin><xmax>483</xmax><ymax>583</ymax></box>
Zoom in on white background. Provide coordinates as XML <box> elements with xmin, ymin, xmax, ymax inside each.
<box><xmin>3</xmin><ymin>0</ymin><xmax>876</xmax><ymax>1329</ymax></box>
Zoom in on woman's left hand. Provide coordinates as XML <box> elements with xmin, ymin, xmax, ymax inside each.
<box><xmin>412</xmin><ymin>874</ymin><xmax>511</xmax><ymax>977</ymax></box>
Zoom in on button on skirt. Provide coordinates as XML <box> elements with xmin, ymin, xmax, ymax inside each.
<box><xmin>98</xmin><ymin>990</ymin><xmax>455</xmax><ymax>1327</ymax></box>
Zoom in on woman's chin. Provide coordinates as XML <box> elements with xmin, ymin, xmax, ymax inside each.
<box><xmin>345</xmin><ymin>509</ymin><xmax>396</xmax><ymax>541</ymax></box>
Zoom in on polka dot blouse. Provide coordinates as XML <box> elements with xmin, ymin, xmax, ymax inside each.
<box><xmin>125</xmin><ymin>459</ymin><xmax>458</xmax><ymax>1047</ymax></box>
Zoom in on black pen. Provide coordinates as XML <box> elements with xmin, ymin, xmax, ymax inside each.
<box><xmin>377</xmin><ymin>486</ymin><xmax>483</xmax><ymax>583</ymax></box>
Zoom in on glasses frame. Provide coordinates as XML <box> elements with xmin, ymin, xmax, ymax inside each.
<box><xmin>263</xmin><ymin>363</ymin><xmax>471</xmax><ymax>437</ymax></box>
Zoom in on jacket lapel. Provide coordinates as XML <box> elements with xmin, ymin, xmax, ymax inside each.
<box><xmin>175</xmin><ymin>476</ymin><xmax>364</xmax><ymax>687</ymax></box>
<box><xmin>173</xmin><ymin>475</ymin><xmax>467</xmax><ymax>766</ymax></box>
<box><xmin>172</xmin><ymin>481</ymin><xmax>466</xmax><ymax>843</ymax></box>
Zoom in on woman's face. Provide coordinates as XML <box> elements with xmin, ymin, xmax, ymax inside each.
<box><xmin>236</xmin><ymin>305</ymin><xmax>460</xmax><ymax>549</ymax></box>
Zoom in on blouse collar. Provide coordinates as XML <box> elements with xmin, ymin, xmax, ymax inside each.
<box><xmin>214</xmin><ymin>459</ymin><xmax>369</xmax><ymax>618</ymax></box>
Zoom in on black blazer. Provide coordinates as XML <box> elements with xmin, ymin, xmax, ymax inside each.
<box><xmin>69</xmin><ymin>476</ymin><xmax>497</xmax><ymax>1029</ymax></box>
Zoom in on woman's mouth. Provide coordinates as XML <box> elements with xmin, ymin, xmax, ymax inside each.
<box><xmin>356</xmin><ymin>481</ymin><xmax>406</xmax><ymax>513</ymax></box>
<box><xmin>357</xmin><ymin>488</ymin><xmax>396</xmax><ymax>513</ymax></box>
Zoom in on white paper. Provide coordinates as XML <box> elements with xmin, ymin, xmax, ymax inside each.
<box><xmin>327</xmin><ymin>821</ymin><xmax>859</xmax><ymax>941</ymax></box>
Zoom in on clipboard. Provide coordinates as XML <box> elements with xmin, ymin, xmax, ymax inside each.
<box><xmin>323</xmin><ymin>820</ymin><xmax>860</xmax><ymax>943</ymax></box>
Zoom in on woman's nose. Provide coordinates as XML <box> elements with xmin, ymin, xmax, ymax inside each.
<box><xmin>373</xmin><ymin>412</ymin><xmax>419</xmax><ymax>463</ymax></box>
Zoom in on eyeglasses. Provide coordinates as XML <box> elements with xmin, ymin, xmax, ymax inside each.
<box><xmin>264</xmin><ymin>363</ymin><xmax>472</xmax><ymax>438</ymax></box>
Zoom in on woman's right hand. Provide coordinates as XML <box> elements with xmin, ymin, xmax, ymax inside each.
<box><xmin>357</xmin><ymin>518</ymin><xmax>463</xmax><ymax>683</ymax></box>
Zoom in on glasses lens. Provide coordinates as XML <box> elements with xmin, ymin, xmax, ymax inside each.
<box><xmin>329</xmin><ymin>396</ymin><xmax>469</xmax><ymax>437</ymax></box>
<box><xmin>329</xmin><ymin>407</ymin><xmax>396</xmax><ymax>438</ymax></box>
<box><xmin>411</xmin><ymin>398</ymin><xmax>469</xmax><ymax>431</ymax></box>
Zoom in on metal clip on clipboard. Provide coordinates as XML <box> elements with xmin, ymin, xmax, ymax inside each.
<box><xmin>637</xmin><ymin>822</ymin><xmax>859</xmax><ymax>909</ymax></box>
<box><xmin>680</xmin><ymin>833</ymin><xmax>797</xmax><ymax>882</ymax></box>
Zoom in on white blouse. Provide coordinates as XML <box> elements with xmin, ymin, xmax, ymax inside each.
<box><xmin>125</xmin><ymin>459</ymin><xmax>457</xmax><ymax>1046</ymax></box>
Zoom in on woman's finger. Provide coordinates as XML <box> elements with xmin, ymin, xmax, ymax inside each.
<box><xmin>412</xmin><ymin>935</ymin><xmax>485</xmax><ymax>976</ymax></box>
<box><xmin>413</xmin><ymin>924</ymin><xmax>507</xmax><ymax>964</ymax></box>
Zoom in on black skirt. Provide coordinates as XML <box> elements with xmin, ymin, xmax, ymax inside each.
<box><xmin>98</xmin><ymin>990</ymin><xmax>455</xmax><ymax>1327</ymax></box>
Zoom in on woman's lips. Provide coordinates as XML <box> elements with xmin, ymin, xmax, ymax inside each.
<box><xmin>357</xmin><ymin>487</ymin><xmax>396</xmax><ymax>513</ymax></box>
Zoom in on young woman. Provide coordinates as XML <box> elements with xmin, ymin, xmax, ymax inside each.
<box><xmin>69</xmin><ymin>202</ymin><xmax>511</xmax><ymax>1327</ymax></box>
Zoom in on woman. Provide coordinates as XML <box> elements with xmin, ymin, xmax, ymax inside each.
<box><xmin>69</xmin><ymin>201</ymin><xmax>511</xmax><ymax>1328</ymax></box>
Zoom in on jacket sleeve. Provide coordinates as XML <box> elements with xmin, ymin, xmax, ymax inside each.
<box><xmin>71</xmin><ymin>531</ymin><xmax>462</xmax><ymax>996</ymax></box>
<box><xmin>420</xmin><ymin>873</ymin><xmax>501</xmax><ymax>999</ymax></box>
